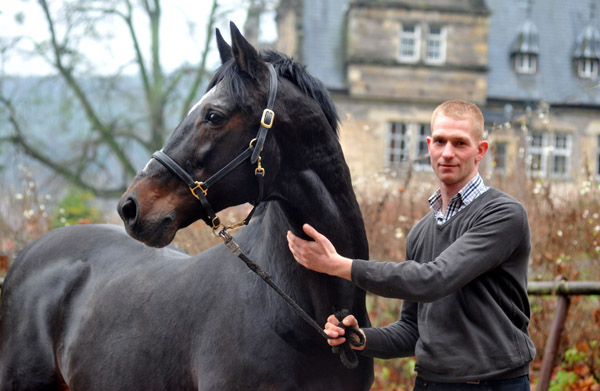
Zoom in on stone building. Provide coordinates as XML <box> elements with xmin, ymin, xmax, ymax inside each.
<box><xmin>274</xmin><ymin>0</ymin><xmax>600</xmax><ymax>190</ymax></box>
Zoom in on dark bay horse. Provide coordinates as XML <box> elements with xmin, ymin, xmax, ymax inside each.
<box><xmin>0</xmin><ymin>23</ymin><xmax>373</xmax><ymax>390</ymax></box>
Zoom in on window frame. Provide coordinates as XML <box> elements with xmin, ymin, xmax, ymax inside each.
<box><xmin>514</xmin><ymin>53</ymin><xmax>538</xmax><ymax>74</ymax></box>
<box><xmin>415</xmin><ymin>123</ymin><xmax>431</xmax><ymax>169</ymax></box>
<box><xmin>596</xmin><ymin>135</ymin><xmax>600</xmax><ymax>179</ymax></box>
<box><xmin>550</xmin><ymin>133</ymin><xmax>572</xmax><ymax>179</ymax></box>
<box><xmin>398</xmin><ymin>24</ymin><xmax>421</xmax><ymax>63</ymax></box>
<box><xmin>425</xmin><ymin>25</ymin><xmax>446</xmax><ymax>65</ymax></box>
<box><xmin>386</xmin><ymin>122</ymin><xmax>410</xmax><ymax>165</ymax></box>
<box><xmin>492</xmin><ymin>141</ymin><xmax>507</xmax><ymax>174</ymax></box>
<box><xmin>385</xmin><ymin>122</ymin><xmax>431</xmax><ymax>170</ymax></box>
<box><xmin>527</xmin><ymin>131</ymin><xmax>547</xmax><ymax>178</ymax></box>
<box><xmin>526</xmin><ymin>131</ymin><xmax>573</xmax><ymax>180</ymax></box>
<box><xmin>578</xmin><ymin>58</ymin><xmax>599</xmax><ymax>79</ymax></box>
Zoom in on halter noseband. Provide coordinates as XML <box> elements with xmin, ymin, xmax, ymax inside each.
<box><xmin>152</xmin><ymin>63</ymin><xmax>278</xmax><ymax>232</ymax></box>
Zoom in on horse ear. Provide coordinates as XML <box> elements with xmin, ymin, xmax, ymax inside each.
<box><xmin>229</xmin><ymin>21</ymin><xmax>262</xmax><ymax>77</ymax></box>
<box><xmin>216</xmin><ymin>28</ymin><xmax>232</xmax><ymax>64</ymax></box>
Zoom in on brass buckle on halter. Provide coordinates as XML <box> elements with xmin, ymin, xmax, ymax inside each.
<box><xmin>211</xmin><ymin>216</ymin><xmax>221</xmax><ymax>231</ymax></box>
<box><xmin>261</xmin><ymin>109</ymin><xmax>275</xmax><ymax>129</ymax></box>
<box><xmin>189</xmin><ymin>181</ymin><xmax>208</xmax><ymax>200</ymax></box>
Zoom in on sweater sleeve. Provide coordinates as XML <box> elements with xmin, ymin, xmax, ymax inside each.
<box><xmin>361</xmin><ymin>300</ymin><xmax>419</xmax><ymax>359</ymax></box>
<box><xmin>351</xmin><ymin>200</ymin><xmax>529</xmax><ymax>302</ymax></box>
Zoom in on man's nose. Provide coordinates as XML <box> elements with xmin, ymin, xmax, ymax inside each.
<box><xmin>441</xmin><ymin>143</ymin><xmax>455</xmax><ymax>158</ymax></box>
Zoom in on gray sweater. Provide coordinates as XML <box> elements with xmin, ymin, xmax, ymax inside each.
<box><xmin>352</xmin><ymin>188</ymin><xmax>536</xmax><ymax>382</ymax></box>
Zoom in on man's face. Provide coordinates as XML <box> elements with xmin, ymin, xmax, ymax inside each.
<box><xmin>427</xmin><ymin>113</ymin><xmax>488</xmax><ymax>191</ymax></box>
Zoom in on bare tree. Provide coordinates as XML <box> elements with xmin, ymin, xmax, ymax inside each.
<box><xmin>0</xmin><ymin>0</ymin><xmax>221</xmax><ymax>197</ymax></box>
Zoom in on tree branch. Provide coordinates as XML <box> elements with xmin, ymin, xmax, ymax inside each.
<box><xmin>122</xmin><ymin>0</ymin><xmax>151</xmax><ymax>97</ymax></box>
<box><xmin>179</xmin><ymin>0</ymin><xmax>219</xmax><ymax>119</ymax></box>
<box><xmin>0</xmin><ymin>97</ymin><xmax>124</xmax><ymax>197</ymax></box>
<box><xmin>38</xmin><ymin>0</ymin><xmax>137</xmax><ymax>177</ymax></box>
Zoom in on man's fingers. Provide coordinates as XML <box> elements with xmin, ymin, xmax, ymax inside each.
<box><xmin>302</xmin><ymin>224</ymin><xmax>324</xmax><ymax>242</ymax></box>
<box><xmin>326</xmin><ymin>337</ymin><xmax>346</xmax><ymax>347</ymax></box>
<box><xmin>324</xmin><ymin>315</ymin><xmax>346</xmax><ymax>338</ymax></box>
<box><xmin>342</xmin><ymin>314</ymin><xmax>358</xmax><ymax>327</ymax></box>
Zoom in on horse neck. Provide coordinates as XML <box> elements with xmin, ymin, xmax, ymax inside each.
<box><xmin>238</xmin><ymin>137</ymin><xmax>370</xmax><ymax>323</ymax></box>
<box><xmin>284</xmin><ymin>158</ymin><xmax>368</xmax><ymax>260</ymax></box>
<box><xmin>239</xmin><ymin>199</ymin><xmax>367</xmax><ymax>328</ymax></box>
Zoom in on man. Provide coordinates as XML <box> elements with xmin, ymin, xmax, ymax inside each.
<box><xmin>287</xmin><ymin>100</ymin><xmax>535</xmax><ymax>390</ymax></box>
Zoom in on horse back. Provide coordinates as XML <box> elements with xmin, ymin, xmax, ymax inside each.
<box><xmin>0</xmin><ymin>224</ymin><xmax>190</xmax><ymax>390</ymax></box>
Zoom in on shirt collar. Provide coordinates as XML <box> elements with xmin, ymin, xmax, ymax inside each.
<box><xmin>428</xmin><ymin>173</ymin><xmax>487</xmax><ymax>213</ymax></box>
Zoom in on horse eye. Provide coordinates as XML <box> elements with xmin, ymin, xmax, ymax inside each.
<box><xmin>205</xmin><ymin>111</ymin><xmax>224</xmax><ymax>125</ymax></box>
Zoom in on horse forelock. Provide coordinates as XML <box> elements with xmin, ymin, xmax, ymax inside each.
<box><xmin>206</xmin><ymin>50</ymin><xmax>340</xmax><ymax>136</ymax></box>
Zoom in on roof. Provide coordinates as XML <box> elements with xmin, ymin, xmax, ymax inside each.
<box><xmin>510</xmin><ymin>19</ymin><xmax>540</xmax><ymax>55</ymax></box>
<box><xmin>573</xmin><ymin>24</ymin><xmax>600</xmax><ymax>59</ymax></box>
<box><xmin>350</xmin><ymin>0</ymin><xmax>489</xmax><ymax>14</ymax></box>
<box><xmin>301</xmin><ymin>0</ymin><xmax>349</xmax><ymax>90</ymax></box>
<box><xmin>486</xmin><ymin>0</ymin><xmax>600</xmax><ymax>105</ymax></box>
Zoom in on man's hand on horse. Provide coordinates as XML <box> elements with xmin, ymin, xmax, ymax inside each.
<box><xmin>286</xmin><ymin>224</ymin><xmax>353</xmax><ymax>280</ymax></box>
<box><xmin>324</xmin><ymin>313</ymin><xmax>366</xmax><ymax>351</ymax></box>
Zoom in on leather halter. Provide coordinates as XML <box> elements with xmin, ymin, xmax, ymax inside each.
<box><xmin>152</xmin><ymin>63</ymin><xmax>278</xmax><ymax>231</ymax></box>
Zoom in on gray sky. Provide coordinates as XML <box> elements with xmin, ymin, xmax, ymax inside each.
<box><xmin>0</xmin><ymin>1</ymin><xmax>277</xmax><ymax>76</ymax></box>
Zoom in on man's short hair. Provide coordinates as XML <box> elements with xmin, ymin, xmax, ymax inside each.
<box><xmin>431</xmin><ymin>100</ymin><xmax>484</xmax><ymax>141</ymax></box>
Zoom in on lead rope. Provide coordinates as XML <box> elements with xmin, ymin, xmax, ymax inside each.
<box><xmin>218</xmin><ymin>229</ymin><xmax>365</xmax><ymax>369</ymax></box>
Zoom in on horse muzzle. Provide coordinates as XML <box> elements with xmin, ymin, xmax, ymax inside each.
<box><xmin>117</xmin><ymin>190</ymin><xmax>178</xmax><ymax>248</ymax></box>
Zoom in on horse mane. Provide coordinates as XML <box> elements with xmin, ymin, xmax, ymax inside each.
<box><xmin>207</xmin><ymin>50</ymin><xmax>340</xmax><ymax>136</ymax></box>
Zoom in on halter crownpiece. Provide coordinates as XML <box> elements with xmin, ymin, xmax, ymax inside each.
<box><xmin>152</xmin><ymin>63</ymin><xmax>278</xmax><ymax>231</ymax></box>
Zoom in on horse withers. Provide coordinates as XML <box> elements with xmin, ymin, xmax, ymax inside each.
<box><xmin>0</xmin><ymin>22</ymin><xmax>373</xmax><ymax>390</ymax></box>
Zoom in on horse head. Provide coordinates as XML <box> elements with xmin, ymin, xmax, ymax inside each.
<box><xmin>118</xmin><ymin>22</ymin><xmax>286</xmax><ymax>247</ymax></box>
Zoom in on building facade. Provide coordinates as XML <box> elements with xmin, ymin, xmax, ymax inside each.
<box><xmin>275</xmin><ymin>0</ymin><xmax>600</xmax><ymax>189</ymax></box>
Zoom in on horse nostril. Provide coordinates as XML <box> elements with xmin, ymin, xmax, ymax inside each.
<box><xmin>119</xmin><ymin>196</ymin><xmax>139</xmax><ymax>226</ymax></box>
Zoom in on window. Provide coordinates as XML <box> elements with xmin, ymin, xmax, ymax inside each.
<box><xmin>527</xmin><ymin>132</ymin><xmax>572</xmax><ymax>179</ymax></box>
<box><xmin>578</xmin><ymin>58</ymin><xmax>599</xmax><ymax>79</ymax></box>
<box><xmin>387</xmin><ymin>122</ymin><xmax>410</xmax><ymax>165</ymax></box>
<box><xmin>416</xmin><ymin>124</ymin><xmax>430</xmax><ymax>167</ymax></box>
<box><xmin>550</xmin><ymin>133</ymin><xmax>571</xmax><ymax>178</ymax></box>
<box><xmin>398</xmin><ymin>23</ymin><xmax>446</xmax><ymax>65</ymax></box>
<box><xmin>386</xmin><ymin>122</ymin><xmax>430</xmax><ymax>169</ymax></box>
<box><xmin>425</xmin><ymin>26</ymin><xmax>446</xmax><ymax>64</ymax></box>
<box><xmin>596</xmin><ymin>135</ymin><xmax>600</xmax><ymax>178</ymax></box>
<box><xmin>399</xmin><ymin>24</ymin><xmax>420</xmax><ymax>63</ymax></box>
<box><xmin>514</xmin><ymin>53</ymin><xmax>537</xmax><ymax>74</ymax></box>
<box><xmin>492</xmin><ymin>142</ymin><xmax>507</xmax><ymax>173</ymax></box>
<box><xmin>527</xmin><ymin>132</ymin><xmax>547</xmax><ymax>177</ymax></box>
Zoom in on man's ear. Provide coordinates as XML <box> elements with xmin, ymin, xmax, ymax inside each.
<box><xmin>476</xmin><ymin>140</ymin><xmax>489</xmax><ymax>163</ymax></box>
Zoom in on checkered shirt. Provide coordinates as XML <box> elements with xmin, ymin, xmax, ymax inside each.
<box><xmin>428</xmin><ymin>173</ymin><xmax>488</xmax><ymax>225</ymax></box>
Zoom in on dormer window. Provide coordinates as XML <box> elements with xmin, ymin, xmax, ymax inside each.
<box><xmin>510</xmin><ymin>19</ymin><xmax>539</xmax><ymax>75</ymax></box>
<box><xmin>573</xmin><ymin>24</ymin><xmax>600</xmax><ymax>79</ymax></box>
<box><xmin>514</xmin><ymin>53</ymin><xmax>537</xmax><ymax>74</ymax></box>
<box><xmin>578</xmin><ymin>58</ymin><xmax>599</xmax><ymax>79</ymax></box>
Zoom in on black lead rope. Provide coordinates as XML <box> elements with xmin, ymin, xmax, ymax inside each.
<box><xmin>219</xmin><ymin>230</ymin><xmax>365</xmax><ymax>369</ymax></box>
